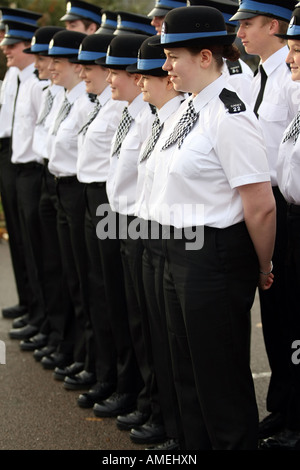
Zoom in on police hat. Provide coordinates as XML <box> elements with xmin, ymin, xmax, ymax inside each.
<box><xmin>60</xmin><ymin>0</ymin><xmax>102</xmax><ymax>25</ymax></box>
<box><xmin>276</xmin><ymin>3</ymin><xmax>300</xmax><ymax>38</ymax></box>
<box><xmin>48</xmin><ymin>30</ymin><xmax>87</xmax><ymax>58</ymax></box>
<box><xmin>96</xmin><ymin>33</ymin><xmax>149</xmax><ymax>70</ymax></box>
<box><xmin>148</xmin><ymin>0</ymin><xmax>187</xmax><ymax>19</ymax></box>
<box><xmin>23</xmin><ymin>26</ymin><xmax>65</xmax><ymax>55</ymax></box>
<box><xmin>96</xmin><ymin>10</ymin><xmax>118</xmax><ymax>34</ymax></box>
<box><xmin>0</xmin><ymin>7</ymin><xmax>43</xmax><ymax>25</ymax></box>
<box><xmin>188</xmin><ymin>0</ymin><xmax>239</xmax><ymax>25</ymax></box>
<box><xmin>70</xmin><ymin>32</ymin><xmax>114</xmax><ymax>64</ymax></box>
<box><xmin>127</xmin><ymin>36</ymin><xmax>168</xmax><ymax>76</ymax></box>
<box><xmin>151</xmin><ymin>6</ymin><xmax>236</xmax><ymax>48</ymax></box>
<box><xmin>230</xmin><ymin>0</ymin><xmax>297</xmax><ymax>22</ymax></box>
<box><xmin>0</xmin><ymin>20</ymin><xmax>38</xmax><ymax>46</ymax></box>
<box><xmin>114</xmin><ymin>11</ymin><xmax>156</xmax><ymax>36</ymax></box>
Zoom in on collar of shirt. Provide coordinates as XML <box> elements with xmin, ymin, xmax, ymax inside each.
<box><xmin>97</xmin><ymin>85</ymin><xmax>113</xmax><ymax>108</ymax></box>
<box><xmin>65</xmin><ymin>81</ymin><xmax>86</xmax><ymax>104</ymax></box>
<box><xmin>157</xmin><ymin>94</ymin><xmax>186</xmax><ymax>125</ymax></box>
<box><xmin>49</xmin><ymin>83</ymin><xmax>63</xmax><ymax>98</ymax></box>
<box><xmin>193</xmin><ymin>74</ymin><xmax>226</xmax><ymax>114</ymax></box>
<box><xmin>127</xmin><ymin>93</ymin><xmax>145</xmax><ymax>120</ymax></box>
<box><xmin>260</xmin><ymin>45</ymin><xmax>289</xmax><ymax>77</ymax></box>
<box><xmin>18</xmin><ymin>62</ymin><xmax>35</xmax><ymax>83</ymax></box>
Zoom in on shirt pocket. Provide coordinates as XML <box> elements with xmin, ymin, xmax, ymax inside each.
<box><xmin>170</xmin><ymin>134</ymin><xmax>214</xmax><ymax>180</ymax></box>
<box><xmin>258</xmin><ymin>102</ymin><xmax>288</xmax><ymax>123</ymax></box>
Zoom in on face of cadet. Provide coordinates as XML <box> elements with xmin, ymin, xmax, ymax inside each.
<box><xmin>79</xmin><ymin>64</ymin><xmax>108</xmax><ymax>95</ymax></box>
<box><xmin>3</xmin><ymin>42</ymin><xmax>31</xmax><ymax>69</ymax></box>
<box><xmin>286</xmin><ymin>40</ymin><xmax>300</xmax><ymax>81</ymax></box>
<box><xmin>150</xmin><ymin>16</ymin><xmax>165</xmax><ymax>35</ymax></box>
<box><xmin>34</xmin><ymin>55</ymin><xmax>52</xmax><ymax>80</ymax></box>
<box><xmin>237</xmin><ymin>16</ymin><xmax>276</xmax><ymax>59</ymax></box>
<box><xmin>65</xmin><ymin>20</ymin><xmax>98</xmax><ymax>35</ymax></box>
<box><xmin>163</xmin><ymin>47</ymin><xmax>206</xmax><ymax>94</ymax></box>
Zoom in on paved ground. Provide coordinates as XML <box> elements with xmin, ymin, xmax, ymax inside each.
<box><xmin>0</xmin><ymin>237</ymin><xmax>271</xmax><ymax>452</ymax></box>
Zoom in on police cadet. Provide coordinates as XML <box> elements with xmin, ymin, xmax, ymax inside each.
<box><xmin>147</xmin><ymin>0</ymin><xmax>187</xmax><ymax>35</ymax></box>
<box><xmin>40</xmin><ymin>30</ymin><xmax>95</xmax><ymax>390</ymax></box>
<box><xmin>260</xmin><ymin>3</ymin><xmax>300</xmax><ymax>450</ymax></box>
<box><xmin>0</xmin><ymin>8</ymin><xmax>41</xmax><ymax>322</ymax></box>
<box><xmin>132</xmin><ymin>36</ymin><xmax>187</xmax><ymax>451</ymax></box>
<box><xmin>231</xmin><ymin>0</ymin><xmax>300</xmax><ymax>441</ymax></box>
<box><xmin>1</xmin><ymin>16</ymin><xmax>51</xmax><ymax>344</ymax></box>
<box><xmin>96</xmin><ymin>10</ymin><xmax>118</xmax><ymax>34</ymax></box>
<box><xmin>92</xmin><ymin>33</ymin><xmax>161</xmax><ymax>440</ymax></box>
<box><xmin>148</xmin><ymin>5</ymin><xmax>276</xmax><ymax>449</ymax></box>
<box><xmin>60</xmin><ymin>0</ymin><xmax>102</xmax><ymax>34</ymax></box>
<box><xmin>71</xmin><ymin>33</ymin><xmax>133</xmax><ymax>406</ymax></box>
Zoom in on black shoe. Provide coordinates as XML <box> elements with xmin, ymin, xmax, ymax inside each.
<box><xmin>259</xmin><ymin>429</ymin><xmax>300</xmax><ymax>450</ymax></box>
<box><xmin>258</xmin><ymin>412</ymin><xmax>286</xmax><ymax>439</ymax></box>
<box><xmin>63</xmin><ymin>370</ymin><xmax>96</xmax><ymax>390</ymax></box>
<box><xmin>93</xmin><ymin>392</ymin><xmax>136</xmax><ymax>418</ymax></box>
<box><xmin>41</xmin><ymin>352</ymin><xmax>72</xmax><ymax>370</ymax></box>
<box><xmin>145</xmin><ymin>438</ymin><xmax>180</xmax><ymax>451</ymax></box>
<box><xmin>2</xmin><ymin>304</ymin><xmax>27</xmax><ymax>319</ymax></box>
<box><xmin>117</xmin><ymin>410</ymin><xmax>150</xmax><ymax>431</ymax></box>
<box><xmin>12</xmin><ymin>314</ymin><xmax>29</xmax><ymax>329</ymax></box>
<box><xmin>33</xmin><ymin>345</ymin><xmax>56</xmax><ymax>362</ymax></box>
<box><xmin>19</xmin><ymin>333</ymin><xmax>48</xmax><ymax>351</ymax></box>
<box><xmin>53</xmin><ymin>362</ymin><xmax>84</xmax><ymax>381</ymax></box>
<box><xmin>77</xmin><ymin>382</ymin><xmax>116</xmax><ymax>408</ymax></box>
<box><xmin>9</xmin><ymin>324</ymin><xmax>39</xmax><ymax>340</ymax></box>
<box><xmin>130</xmin><ymin>421</ymin><xmax>166</xmax><ymax>445</ymax></box>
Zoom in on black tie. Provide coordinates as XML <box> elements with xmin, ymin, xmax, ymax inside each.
<box><xmin>254</xmin><ymin>65</ymin><xmax>267</xmax><ymax>118</ymax></box>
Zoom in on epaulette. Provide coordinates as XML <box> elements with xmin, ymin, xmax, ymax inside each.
<box><xmin>225</xmin><ymin>59</ymin><xmax>243</xmax><ymax>76</ymax></box>
<box><xmin>219</xmin><ymin>88</ymin><xmax>246</xmax><ymax>114</ymax></box>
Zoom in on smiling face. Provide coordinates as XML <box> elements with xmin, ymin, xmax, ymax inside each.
<box><xmin>286</xmin><ymin>39</ymin><xmax>300</xmax><ymax>81</ymax></box>
<box><xmin>34</xmin><ymin>55</ymin><xmax>52</xmax><ymax>80</ymax></box>
<box><xmin>48</xmin><ymin>57</ymin><xmax>82</xmax><ymax>90</ymax></box>
<box><xmin>106</xmin><ymin>68</ymin><xmax>141</xmax><ymax>103</ymax></box>
<box><xmin>137</xmin><ymin>74</ymin><xmax>173</xmax><ymax>109</ymax></box>
<box><xmin>150</xmin><ymin>16</ymin><xmax>165</xmax><ymax>35</ymax></box>
<box><xmin>79</xmin><ymin>64</ymin><xmax>108</xmax><ymax>94</ymax></box>
<box><xmin>163</xmin><ymin>47</ymin><xmax>203</xmax><ymax>94</ymax></box>
<box><xmin>2</xmin><ymin>41</ymin><xmax>32</xmax><ymax>69</ymax></box>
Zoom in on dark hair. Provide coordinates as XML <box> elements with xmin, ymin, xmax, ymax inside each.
<box><xmin>187</xmin><ymin>43</ymin><xmax>240</xmax><ymax>69</ymax></box>
<box><xmin>81</xmin><ymin>18</ymin><xmax>100</xmax><ymax>30</ymax></box>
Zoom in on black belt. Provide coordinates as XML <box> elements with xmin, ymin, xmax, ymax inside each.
<box><xmin>288</xmin><ymin>203</ymin><xmax>300</xmax><ymax>215</ymax></box>
<box><xmin>14</xmin><ymin>161</ymin><xmax>43</xmax><ymax>170</ymax></box>
<box><xmin>87</xmin><ymin>181</ymin><xmax>106</xmax><ymax>188</ymax></box>
<box><xmin>54</xmin><ymin>175</ymin><xmax>78</xmax><ymax>184</ymax></box>
<box><xmin>0</xmin><ymin>137</ymin><xmax>10</xmax><ymax>149</ymax></box>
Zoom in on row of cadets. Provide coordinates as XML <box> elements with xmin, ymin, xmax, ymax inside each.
<box><xmin>143</xmin><ymin>5</ymin><xmax>275</xmax><ymax>449</ymax></box>
<box><xmin>133</xmin><ymin>37</ymin><xmax>188</xmax><ymax>450</ymax></box>
<box><xmin>0</xmin><ymin>13</ymin><xmax>51</xmax><ymax>342</ymax></box>
<box><xmin>230</xmin><ymin>0</ymin><xmax>300</xmax><ymax>445</ymax></box>
<box><xmin>0</xmin><ymin>8</ymin><xmax>41</xmax><ymax>322</ymax></box>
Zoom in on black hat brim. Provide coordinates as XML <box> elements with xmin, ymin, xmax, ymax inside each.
<box><xmin>126</xmin><ymin>63</ymin><xmax>168</xmax><ymax>76</ymax></box>
<box><xmin>275</xmin><ymin>33</ymin><xmax>300</xmax><ymax>39</ymax></box>
<box><xmin>0</xmin><ymin>37</ymin><xmax>28</xmax><ymax>45</ymax></box>
<box><xmin>60</xmin><ymin>13</ymin><xmax>83</xmax><ymax>21</ymax></box>
<box><xmin>148</xmin><ymin>7</ymin><xmax>171</xmax><ymax>18</ymax></box>
<box><xmin>230</xmin><ymin>11</ymin><xmax>258</xmax><ymax>21</ymax></box>
<box><xmin>69</xmin><ymin>57</ymin><xmax>103</xmax><ymax>64</ymax></box>
<box><xmin>94</xmin><ymin>56</ymin><xmax>131</xmax><ymax>69</ymax></box>
<box><xmin>150</xmin><ymin>32</ymin><xmax>236</xmax><ymax>48</ymax></box>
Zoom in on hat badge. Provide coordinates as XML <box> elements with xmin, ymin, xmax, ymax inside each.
<box><xmin>66</xmin><ymin>2</ymin><xmax>72</xmax><ymax>13</ymax></box>
<box><xmin>31</xmin><ymin>36</ymin><xmax>36</xmax><ymax>46</ymax></box>
<box><xmin>161</xmin><ymin>21</ymin><xmax>166</xmax><ymax>37</ymax></box>
<box><xmin>78</xmin><ymin>44</ymin><xmax>82</xmax><ymax>54</ymax></box>
<box><xmin>49</xmin><ymin>38</ymin><xmax>54</xmax><ymax>49</ymax></box>
<box><xmin>289</xmin><ymin>15</ymin><xmax>295</xmax><ymax>29</ymax></box>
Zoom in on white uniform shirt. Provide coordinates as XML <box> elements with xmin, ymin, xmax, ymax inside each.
<box><xmin>251</xmin><ymin>46</ymin><xmax>300</xmax><ymax>186</ymax></box>
<box><xmin>11</xmin><ymin>63</ymin><xmax>47</xmax><ymax>164</ymax></box>
<box><xmin>47</xmin><ymin>81</ymin><xmax>93</xmax><ymax>177</ymax></box>
<box><xmin>148</xmin><ymin>75</ymin><xmax>270</xmax><ymax>229</ymax></box>
<box><xmin>135</xmin><ymin>94</ymin><xmax>186</xmax><ymax>221</ymax></box>
<box><xmin>106</xmin><ymin>93</ymin><xmax>155</xmax><ymax>216</ymax></box>
<box><xmin>77</xmin><ymin>85</ymin><xmax>125</xmax><ymax>183</ymax></box>
<box><xmin>222</xmin><ymin>58</ymin><xmax>253</xmax><ymax>104</ymax></box>
<box><xmin>32</xmin><ymin>84</ymin><xmax>64</xmax><ymax>160</ymax></box>
<box><xmin>277</xmin><ymin>113</ymin><xmax>300</xmax><ymax>205</ymax></box>
<box><xmin>0</xmin><ymin>66</ymin><xmax>19</xmax><ymax>139</ymax></box>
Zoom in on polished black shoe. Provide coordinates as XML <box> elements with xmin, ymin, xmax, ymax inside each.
<box><xmin>259</xmin><ymin>429</ymin><xmax>300</xmax><ymax>450</ymax></box>
<box><xmin>93</xmin><ymin>392</ymin><xmax>136</xmax><ymax>418</ymax></box>
<box><xmin>77</xmin><ymin>382</ymin><xmax>116</xmax><ymax>408</ymax></box>
<box><xmin>117</xmin><ymin>410</ymin><xmax>150</xmax><ymax>431</ymax></box>
<box><xmin>53</xmin><ymin>362</ymin><xmax>84</xmax><ymax>381</ymax></box>
<box><xmin>33</xmin><ymin>345</ymin><xmax>56</xmax><ymax>362</ymax></box>
<box><xmin>63</xmin><ymin>370</ymin><xmax>96</xmax><ymax>390</ymax></box>
<box><xmin>20</xmin><ymin>333</ymin><xmax>48</xmax><ymax>351</ymax></box>
<box><xmin>41</xmin><ymin>352</ymin><xmax>72</xmax><ymax>370</ymax></box>
<box><xmin>2</xmin><ymin>304</ymin><xmax>27</xmax><ymax>319</ymax></box>
<box><xmin>146</xmin><ymin>438</ymin><xmax>180</xmax><ymax>451</ymax></box>
<box><xmin>258</xmin><ymin>412</ymin><xmax>285</xmax><ymax>439</ymax></box>
<box><xmin>9</xmin><ymin>324</ymin><xmax>39</xmax><ymax>340</ymax></box>
<box><xmin>12</xmin><ymin>314</ymin><xmax>29</xmax><ymax>329</ymax></box>
<box><xmin>130</xmin><ymin>421</ymin><xmax>166</xmax><ymax>445</ymax></box>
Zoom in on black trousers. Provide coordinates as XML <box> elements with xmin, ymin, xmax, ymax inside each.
<box><xmin>0</xmin><ymin>138</ymin><xmax>29</xmax><ymax>309</ymax></box>
<box><xmin>15</xmin><ymin>162</ymin><xmax>45</xmax><ymax>328</ymax></box>
<box><xmin>38</xmin><ymin>162</ymin><xmax>74</xmax><ymax>350</ymax></box>
<box><xmin>142</xmin><ymin>227</ymin><xmax>185</xmax><ymax>444</ymax></box>
<box><xmin>85</xmin><ymin>184</ymin><xmax>142</xmax><ymax>394</ymax></box>
<box><xmin>259</xmin><ymin>186</ymin><xmax>292</xmax><ymax>415</ymax></box>
<box><xmin>162</xmin><ymin>222</ymin><xmax>259</xmax><ymax>450</ymax></box>
<box><xmin>55</xmin><ymin>177</ymin><xmax>94</xmax><ymax>370</ymax></box>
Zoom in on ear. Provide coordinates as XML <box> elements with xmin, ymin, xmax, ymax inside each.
<box><xmin>199</xmin><ymin>49</ymin><xmax>213</xmax><ymax>69</ymax></box>
<box><xmin>165</xmin><ymin>75</ymin><xmax>174</xmax><ymax>90</ymax></box>
<box><xmin>269</xmin><ymin>18</ymin><xmax>280</xmax><ymax>36</ymax></box>
<box><xmin>133</xmin><ymin>73</ymin><xmax>142</xmax><ymax>85</ymax></box>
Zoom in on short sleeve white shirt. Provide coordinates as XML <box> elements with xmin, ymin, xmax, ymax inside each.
<box><xmin>222</xmin><ymin>58</ymin><xmax>253</xmax><ymax>104</ymax></box>
<box><xmin>0</xmin><ymin>66</ymin><xmax>19</xmax><ymax>139</ymax></box>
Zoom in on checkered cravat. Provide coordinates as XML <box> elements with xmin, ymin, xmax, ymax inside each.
<box><xmin>282</xmin><ymin>110</ymin><xmax>300</xmax><ymax>145</ymax></box>
<box><xmin>78</xmin><ymin>98</ymin><xmax>101</xmax><ymax>137</ymax></box>
<box><xmin>52</xmin><ymin>97</ymin><xmax>72</xmax><ymax>136</ymax></box>
<box><xmin>162</xmin><ymin>100</ymin><xmax>199</xmax><ymax>150</ymax></box>
<box><xmin>112</xmin><ymin>106</ymin><xmax>133</xmax><ymax>157</ymax></box>
<box><xmin>140</xmin><ymin>113</ymin><xmax>163</xmax><ymax>163</ymax></box>
<box><xmin>36</xmin><ymin>89</ymin><xmax>54</xmax><ymax>126</ymax></box>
